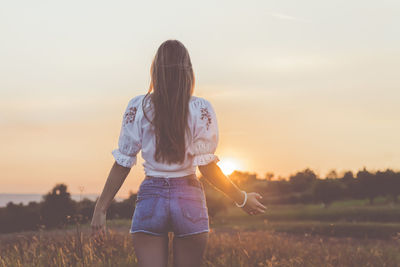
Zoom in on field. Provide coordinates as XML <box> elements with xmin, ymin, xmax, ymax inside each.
<box><xmin>1</xmin><ymin>200</ymin><xmax>400</xmax><ymax>267</ymax></box>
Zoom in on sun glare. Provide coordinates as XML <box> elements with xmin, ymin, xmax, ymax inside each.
<box><xmin>217</xmin><ymin>158</ymin><xmax>241</xmax><ymax>175</ymax></box>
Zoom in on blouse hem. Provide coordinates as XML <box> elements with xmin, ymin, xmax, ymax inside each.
<box><xmin>144</xmin><ymin>166</ymin><xmax>197</xmax><ymax>178</ymax></box>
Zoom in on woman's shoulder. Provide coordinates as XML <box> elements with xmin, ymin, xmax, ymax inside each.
<box><xmin>189</xmin><ymin>95</ymin><xmax>217</xmax><ymax>127</ymax></box>
<box><xmin>189</xmin><ymin>95</ymin><xmax>213</xmax><ymax>109</ymax></box>
<box><xmin>127</xmin><ymin>94</ymin><xmax>147</xmax><ymax>107</ymax></box>
<box><xmin>122</xmin><ymin>94</ymin><xmax>148</xmax><ymax>123</ymax></box>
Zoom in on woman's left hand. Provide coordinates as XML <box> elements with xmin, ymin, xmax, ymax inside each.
<box><xmin>242</xmin><ymin>192</ymin><xmax>267</xmax><ymax>216</ymax></box>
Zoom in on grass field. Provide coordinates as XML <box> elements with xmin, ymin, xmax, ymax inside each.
<box><xmin>1</xmin><ymin>200</ymin><xmax>400</xmax><ymax>266</ymax></box>
<box><xmin>209</xmin><ymin>199</ymin><xmax>400</xmax><ymax>239</ymax></box>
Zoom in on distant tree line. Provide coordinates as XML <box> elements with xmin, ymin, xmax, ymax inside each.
<box><xmin>0</xmin><ymin>184</ymin><xmax>137</xmax><ymax>234</ymax></box>
<box><xmin>253</xmin><ymin>167</ymin><xmax>400</xmax><ymax>207</ymax></box>
<box><xmin>1</xmin><ymin>167</ymin><xmax>399</xmax><ymax>233</ymax></box>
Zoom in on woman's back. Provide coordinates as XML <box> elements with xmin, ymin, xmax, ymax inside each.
<box><xmin>92</xmin><ymin>40</ymin><xmax>265</xmax><ymax>267</ymax></box>
<box><xmin>112</xmin><ymin>93</ymin><xmax>219</xmax><ymax>178</ymax></box>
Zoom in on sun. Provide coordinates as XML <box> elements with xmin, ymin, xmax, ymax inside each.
<box><xmin>217</xmin><ymin>158</ymin><xmax>241</xmax><ymax>175</ymax></box>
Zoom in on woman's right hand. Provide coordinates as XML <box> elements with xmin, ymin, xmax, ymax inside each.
<box><xmin>91</xmin><ymin>207</ymin><xmax>107</xmax><ymax>237</ymax></box>
<box><xmin>241</xmin><ymin>192</ymin><xmax>267</xmax><ymax>215</ymax></box>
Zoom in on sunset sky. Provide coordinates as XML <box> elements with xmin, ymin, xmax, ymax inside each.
<box><xmin>1</xmin><ymin>0</ymin><xmax>399</xmax><ymax>198</ymax></box>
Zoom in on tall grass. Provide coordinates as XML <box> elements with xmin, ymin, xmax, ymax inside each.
<box><xmin>1</xmin><ymin>223</ymin><xmax>400</xmax><ymax>267</ymax></box>
<box><xmin>2</xmin><ymin>201</ymin><xmax>400</xmax><ymax>266</ymax></box>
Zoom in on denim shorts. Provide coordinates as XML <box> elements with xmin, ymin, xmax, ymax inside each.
<box><xmin>130</xmin><ymin>173</ymin><xmax>210</xmax><ymax>238</ymax></box>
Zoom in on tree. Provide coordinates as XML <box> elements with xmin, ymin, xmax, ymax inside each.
<box><xmin>289</xmin><ymin>168</ymin><xmax>318</xmax><ymax>192</ymax></box>
<box><xmin>40</xmin><ymin>183</ymin><xmax>76</xmax><ymax>228</ymax></box>
<box><xmin>228</xmin><ymin>171</ymin><xmax>257</xmax><ymax>188</ymax></box>
<box><xmin>265</xmin><ymin>172</ymin><xmax>274</xmax><ymax>181</ymax></box>
<box><xmin>326</xmin><ymin>169</ymin><xmax>338</xmax><ymax>179</ymax></box>
<box><xmin>74</xmin><ymin>197</ymin><xmax>96</xmax><ymax>223</ymax></box>
<box><xmin>342</xmin><ymin>170</ymin><xmax>354</xmax><ymax>182</ymax></box>
<box><xmin>313</xmin><ymin>179</ymin><xmax>345</xmax><ymax>207</ymax></box>
<box><xmin>340</xmin><ymin>170</ymin><xmax>356</xmax><ymax>198</ymax></box>
<box><xmin>356</xmin><ymin>168</ymin><xmax>379</xmax><ymax>204</ymax></box>
<box><xmin>379</xmin><ymin>169</ymin><xmax>400</xmax><ymax>203</ymax></box>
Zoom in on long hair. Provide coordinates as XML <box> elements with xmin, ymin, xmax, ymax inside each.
<box><xmin>142</xmin><ymin>40</ymin><xmax>195</xmax><ymax>164</ymax></box>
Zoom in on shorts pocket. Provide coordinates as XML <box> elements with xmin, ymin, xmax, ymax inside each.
<box><xmin>135</xmin><ymin>194</ymin><xmax>159</xmax><ymax>220</ymax></box>
<box><xmin>178</xmin><ymin>196</ymin><xmax>208</xmax><ymax>223</ymax></box>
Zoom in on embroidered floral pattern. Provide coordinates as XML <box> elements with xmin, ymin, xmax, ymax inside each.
<box><xmin>124</xmin><ymin>106</ymin><xmax>137</xmax><ymax>125</ymax></box>
<box><xmin>200</xmin><ymin>107</ymin><xmax>212</xmax><ymax>130</ymax></box>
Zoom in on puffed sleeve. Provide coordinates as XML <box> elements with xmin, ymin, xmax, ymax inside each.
<box><xmin>111</xmin><ymin>95</ymin><xmax>143</xmax><ymax>168</ymax></box>
<box><xmin>189</xmin><ymin>98</ymin><xmax>220</xmax><ymax>166</ymax></box>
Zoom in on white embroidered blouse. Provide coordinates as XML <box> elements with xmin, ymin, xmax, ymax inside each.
<box><xmin>111</xmin><ymin>94</ymin><xmax>220</xmax><ymax>178</ymax></box>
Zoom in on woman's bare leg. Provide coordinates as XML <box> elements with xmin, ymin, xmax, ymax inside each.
<box><xmin>172</xmin><ymin>232</ymin><xmax>209</xmax><ymax>267</ymax></box>
<box><xmin>131</xmin><ymin>232</ymin><xmax>169</xmax><ymax>267</ymax></box>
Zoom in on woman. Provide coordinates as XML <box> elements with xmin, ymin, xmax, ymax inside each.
<box><xmin>91</xmin><ymin>39</ymin><xmax>267</xmax><ymax>267</ymax></box>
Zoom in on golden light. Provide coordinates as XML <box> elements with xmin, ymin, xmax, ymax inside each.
<box><xmin>217</xmin><ymin>158</ymin><xmax>241</xmax><ymax>175</ymax></box>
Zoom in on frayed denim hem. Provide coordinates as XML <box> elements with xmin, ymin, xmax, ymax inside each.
<box><xmin>129</xmin><ymin>230</ymin><xmax>167</xmax><ymax>236</ymax></box>
<box><xmin>174</xmin><ymin>229</ymin><xmax>210</xmax><ymax>238</ymax></box>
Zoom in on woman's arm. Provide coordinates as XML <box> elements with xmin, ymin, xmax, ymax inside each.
<box><xmin>198</xmin><ymin>161</ymin><xmax>267</xmax><ymax>215</ymax></box>
<box><xmin>91</xmin><ymin>161</ymin><xmax>131</xmax><ymax>233</ymax></box>
<box><xmin>95</xmin><ymin>161</ymin><xmax>131</xmax><ymax>212</ymax></box>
